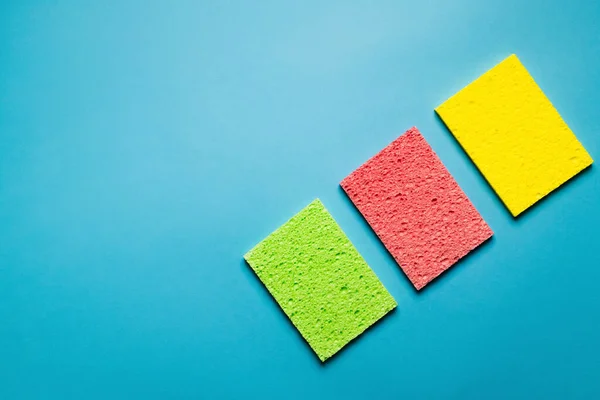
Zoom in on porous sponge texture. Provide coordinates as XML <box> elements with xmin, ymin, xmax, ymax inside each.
<box><xmin>244</xmin><ymin>199</ymin><xmax>396</xmax><ymax>362</ymax></box>
<box><xmin>435</xmin><ymin>54</ymin><xmax>593</xmax><ymax>217</ymax></box>
<box><xmin>341</xmin><ymin>128</ymin><xmax>493</xmax><ymax>290</ymax></box>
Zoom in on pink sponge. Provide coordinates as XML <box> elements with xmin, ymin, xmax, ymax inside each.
<box><xmin>341</xmin><ymin>127</ymin><xmax>493</xmax><ymax>290</ymax></box>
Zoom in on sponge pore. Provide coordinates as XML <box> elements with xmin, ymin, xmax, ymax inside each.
<box><xmin>341</xmin><ymin>127</ymin><xmax>493</xmax><ymax>290</ymax></box>
<box><xmin>244</xmin><ymin>199</ymin><xmax>396</xmax><ymax>362</ymax></box>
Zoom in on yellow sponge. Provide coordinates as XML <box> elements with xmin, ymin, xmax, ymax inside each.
<box><xmin>436</xmin><ymin>54</ymin><xmax>593</xmax><ymax>216</ymax></box>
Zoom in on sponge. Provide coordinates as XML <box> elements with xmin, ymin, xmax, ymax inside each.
<box><xmin>435</xmin><ymin>54</ymin><xmax>593</xmax><ymax>216</ymax></box>
<box><xmin>341</xmin><ymin>128</ymin><xmax>493</xmax><ymax>290</ymax></box>
<box><xmin>244</xmin><ymin>199</ymin><xmax>396</xmax><ymax>362</ymax></box>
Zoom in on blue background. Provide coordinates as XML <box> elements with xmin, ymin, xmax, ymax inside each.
<box><xmin>1</xmin><ymin>0</ymin><xmax>599</xmax><ymax>398</ymax></box>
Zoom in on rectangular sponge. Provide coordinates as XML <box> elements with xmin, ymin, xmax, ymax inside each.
<box><xmin>244</xmin><ymin>199</ymin><xmax>396</xmax><ymax>362</ymax></box>
<box><xmin>435</xmin><ymin>54</ymin><xmax>593</xmax><ymax>216</ymax></box>
<box><xmin>341</xmin><ymin>127</ymin><xmax>493</xmax><ymax>290</ymax></box>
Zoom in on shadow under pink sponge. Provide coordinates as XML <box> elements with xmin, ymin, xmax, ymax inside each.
<box><xmin>341</xmin><ymin>127</ymin><xmax>493</xmax><ymax>290</ymax></box>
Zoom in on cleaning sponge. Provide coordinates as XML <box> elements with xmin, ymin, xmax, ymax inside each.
<box><xmin>341</xmin><ymin>127</ymin><xmax>493</xmax><ymax>290</ymax></box>
<box><xmin>435</xmin><ymin>54</ymin><xmax>593</xmax><ymax>216</ymax></box>
<box><xmin>244</xmin><ymin>199</ymin><xmax>396</xmax><ymax>362</ymax></box>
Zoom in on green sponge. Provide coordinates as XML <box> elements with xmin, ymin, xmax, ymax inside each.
<box><xmin>244</xmin><ymin>199</ymin><xmax>397</xmax><ymax>362</ymax></box>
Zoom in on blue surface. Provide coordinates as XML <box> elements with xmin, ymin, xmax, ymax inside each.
<box><xmin>1</xmin><ymin>1</ymin><xmax>599</xmax><ymax>398</ymax></box>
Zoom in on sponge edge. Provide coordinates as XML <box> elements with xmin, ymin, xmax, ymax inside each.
<box><xmin>244</xmin><ymin>199</ymin><xmax>396</xmax><ymax>362</ymax></box>
<box><xmin>341</xmin><ymin>128</ymin><xmax>493</xmax><ymax>290</ymax></box>
<box><xmin>435</xmin><ymin>54</ymin><xmax>593</xmax><ymax>216</ymax></box>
